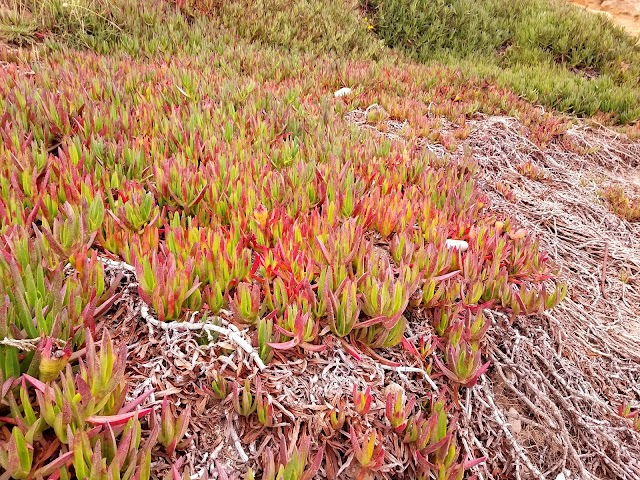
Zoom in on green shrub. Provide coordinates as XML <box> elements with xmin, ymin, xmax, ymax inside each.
<box><xmin>216</xmin><ymin>0</ymin><xmax>384</xmax><ymax>58</ymax></box>
<box><xmin>468</xmin><ymin>58</ymin><xmax>640</xmax><ymax>122</ymax></box>
<box><xmin>0</xmin><ymin>2</ymin><xmax>38</xmax><ymax>46</ymax></box>
<box><xmin>0</xmin><ymin>0</ymin><xmax>216</xmax><ymax>54</ymax></box>
<box><xmin>1</xmin><ymin>0</ymin><xmax>383</xmax><ymax>58</ymax></box>
<box><xmin>365</xmin><ymin>0</ymin><xmax>640</xmax><ymax>123</ymax></box>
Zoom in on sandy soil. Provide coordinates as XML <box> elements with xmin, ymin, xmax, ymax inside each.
<box><xmin>569</xmin><ymin>0</ymin><xmax>640</xmax><ymax>37</ymax></box>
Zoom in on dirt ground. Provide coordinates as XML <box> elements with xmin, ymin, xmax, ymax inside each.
<box><xmin>569</xmin><ymin>0</ymin><xmax>640</xmax><ymax>37</ymax></box>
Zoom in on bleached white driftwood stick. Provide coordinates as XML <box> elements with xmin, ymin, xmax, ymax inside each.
<box><xmin>0</xmin><ymin>337</ymin><xmax>40</xmax><ymax>351</ymax></box>
<box><xmin>141</xmin><ymin>304</ymin><xmax>266</xmax><ymax>370</ymax></box>
<box><xmin>229</xmin><ymin>418</ymin><xmax>249</xmax><ymax>462</ymax></box>
<box><xmin>381</xmin><ymin>364</ymin><xmax>438</xmax><ymax>391</ymax></box>
<box><xmin>97</xmin><ymin>256</ymin><xmax>136</xmax><ymax>272</ymax></box>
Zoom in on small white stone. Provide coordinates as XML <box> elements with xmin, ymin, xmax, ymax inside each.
<box><xmin>507</xmin><ymin>407</ymin><xmax>522</xmax><ymax>435</ymax></box>
<box><xmin>334</xmin><ymin>87</ymin><xmax>352</xmax><ymax>98</ymax></box>
<box><xmin>384</xmin><ymin>382</ymin><xmax>404</xmax><ymax>400</ymax></box>
<box><xmin>445</xmin><ymin>239</ymin><xmax>469</xmax><ymax>252</ymax></box>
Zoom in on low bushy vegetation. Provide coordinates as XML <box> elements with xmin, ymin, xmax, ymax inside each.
<box><xmin>0</xmin><ymin>0</ymin><xmax>212</xmax><ymax>53</ymax></box>
<box><xmin>365</xmin><ymin>0</ymin><xmax>640</xmax><ymax>123</ymax></box>
<box><xmin>216</xmin><ymin>0</ymin><xmax>384</xmax><ymax>57</ymax></box>
<box><xmin>0</xmin><ymin>37</ymin><xmax>567</xmax><ymax>471</ymax></box>
<box><xmin>5</xmin><ymin>0</ymin><xmax>640</xmax><ymax>122</ymax></box>
<box><xmin>0</xmin><ymin>0</ymin><xmax>635</xmax><ymax>477</ymax></box>
<box><xmin>0</xmin><ymin>0</ymin><xmax>383</xmax><ymax>57</ymax></box>
<box><xmin>601</xmin><ymin>185</ymin><xmax>640</xmax><ymax>222</ymax></box>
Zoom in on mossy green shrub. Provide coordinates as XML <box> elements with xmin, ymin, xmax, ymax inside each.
<box><xmin>216</xmin><ymin>0</ymin><xmax>384</xmax><ymax>58</ymax></box>
<box><xmin>364</xmin><ymin>0</ymin><xmax>640</xmax><ymax>123</ymax></box>
<box><xmin>0</xmin><ymin>0</ymin><xmax>217</xmax><ymax>54</ymax></box>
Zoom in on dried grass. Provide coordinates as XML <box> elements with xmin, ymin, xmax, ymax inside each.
<box><xmin>453</xmin><ymin>115</ymin><xmax>640</xmax><ymax>479</ymax></box>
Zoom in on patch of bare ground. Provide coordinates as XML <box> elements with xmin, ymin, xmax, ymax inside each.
<box><xmin>569</xmin><ymin>0</ymin><xmax>640</xmax><ymax>38</ymax></box>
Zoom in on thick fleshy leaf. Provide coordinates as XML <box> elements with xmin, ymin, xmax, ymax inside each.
<box><xmin>86</xmin><ymin>408</ymin><xmax>153</xmax><ymax>426</ymax></box>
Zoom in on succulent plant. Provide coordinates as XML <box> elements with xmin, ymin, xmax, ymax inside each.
<box><xmin>0</xmin><ymin>16</ymin><xmax>576</xmax><ymax>479</ymax></box>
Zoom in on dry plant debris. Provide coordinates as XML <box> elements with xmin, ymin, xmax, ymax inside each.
<box><xmin>350</xmin><ymin>108</ymin><xmax>640</xmax><ymax>478</ymax></box>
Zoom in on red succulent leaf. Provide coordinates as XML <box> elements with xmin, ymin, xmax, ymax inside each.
<box><xmin>300</xmin><ymin>341</ymin><xmax>327</xmax><ymax>352</ymax></box>
<box><xmin>22</xmin><ymin>374</ymin><xmax>53</xmax><ymax>395</ymax></box>
<box><xmin>268</xmin><ymin>338</ymin><xmax>299</xmax><ymax>350</ymax></box>
<box><xmin>401</xmin><ymin>337</ymin><xmax>420</xmax><ymax>357</ymax></box>
<box><xmin>463</xmin><ymin>361</ymin><xmax>491</xmax><ymax>388</ymax></box>
<box><xmin>86</xmin><ymin>407</ymin><xmax>153</xmax><ymax>426</ymax></box>
<box><xmin>464</xmin><ymin>455</ymin><xmax>487</xmax><ymax>470</ymax></box>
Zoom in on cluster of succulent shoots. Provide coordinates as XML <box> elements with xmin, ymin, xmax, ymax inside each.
<box><xmin>619</xmin><ymin>403</ymin><xmax>640</xmax><ymax>432</ymax></box>
<box><xmin>222</xmin><ymin>375</ymin><xmax>485</xmax><ymax>480</ymax></box>
<box><xmin>601</xmin><ymin>185</ymin><xmax>640</xmax><ymax>222</ymax></box>
<box><xmin>0</xmin><ymin>225</ymin><xmax>190</xmax><ymax>479</ymax></box>
<box><xmin>0</xmin><ymin>329</ymin><xmax>191</xmax><ymax>480</ymax></box>
<box><xmin>116</xmin><ymin>148</ymin><xmax>565</xmax><ymax>364</ymax></box>
<box><xmin>515</xmin><ymin>160</ymin><xmax>548</xmax><ymax>182</ymax></box>
<box><xmin>0</xmin><ymin>33</ymin><xmax>569</xmax><ymax>479</ymax></box>
<box><xmin>493</xmin><ymin>182</ymin><xmax>517</xmax><ymax>203</ymax></box>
